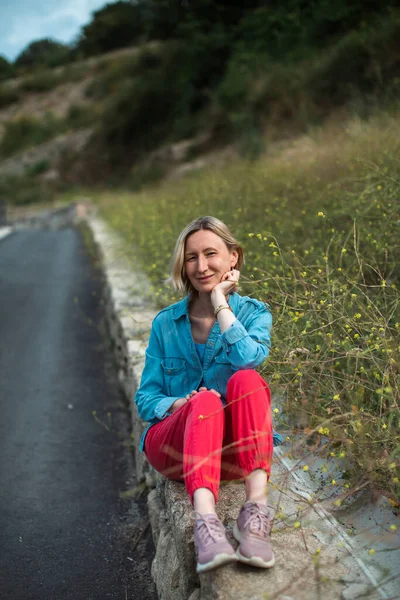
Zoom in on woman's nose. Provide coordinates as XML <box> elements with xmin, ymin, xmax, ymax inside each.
<box><xmin>197</xmin><ymin>256</ymin><xmax>208</xmax><ymax>272</ymax></box>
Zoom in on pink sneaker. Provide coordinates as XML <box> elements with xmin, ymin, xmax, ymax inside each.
<box><xmin>194</xmin><ymin>513</ymin><xmax>236</xmax><ymax>573</ymax></box>
<box><xmin>233</xmin><ymin>502</ymin><xmax>275</xmax><ymax>568</ymax></box>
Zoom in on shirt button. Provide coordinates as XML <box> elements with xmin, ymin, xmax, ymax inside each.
<box><xmin>167</xmin><ymin>369</ymin><xmax>171</xmax><ymax>374</ymax></box>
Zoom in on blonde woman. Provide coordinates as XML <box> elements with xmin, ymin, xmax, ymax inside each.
<box><xmin>135</xmin><ymin>216</ymin><xmax>281</xmax><ymax>573</ymax></box>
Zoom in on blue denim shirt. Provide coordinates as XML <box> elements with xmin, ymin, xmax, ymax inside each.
<box><xmin>135</xmin><ymin>292</ymin><xmax>282</xmax><ymax>451</ymax></box>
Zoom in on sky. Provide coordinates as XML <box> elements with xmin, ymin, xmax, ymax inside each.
<box><xmin>0</xmin><ymin>0</ymin><xmax>111</xmax><ymax>62</ymax></box>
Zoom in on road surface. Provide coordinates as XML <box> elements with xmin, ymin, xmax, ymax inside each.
<box><xmin>0</xmin><ymin>227</ymin><xmax>156</xmax><ymax>600</ymax></box>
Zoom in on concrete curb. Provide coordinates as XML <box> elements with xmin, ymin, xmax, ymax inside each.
<box><xmin>84</xmin><ymin>209</ymin><xmax>389</xmax><ymax>600</ymax></box>
<box><xmin>0</xmin><ymin>226</ymin><xmax>13</xmax><ymax>241</ymax></box>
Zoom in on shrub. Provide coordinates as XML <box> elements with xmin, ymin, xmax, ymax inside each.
<box><xmin>0</xmin><ymin>84</ymin><xmax>20</xmax><ymax>109</ymax></box>
<box><xmin>0</xmin><ymin>174</ymin><xmax>54</xmax><ymax>206</ymax></box>
<box><xmin>26</xmin><ymin>159</ymin><xmax>50</xmax><ymax>177</ymax></box>
<box><xmin>0</xmin><ymin>56</ymin><xmax>14</xmax><ymax>81</ymax></box>
<box><xmin>0</xmin><ymin>114</ymin><xmax>64</xmax><ymax>158</ymax></box>
<box><xmin>18</xmin><ymin>69</ymin><xmax>63</xmax><ymax>93</ymax></box>
<box><xmin>94</xmin><ymin>44</ymin><xmax>186</xmax><ymax>163</ymax></box>
<box><xmin>15</xmin><ymin>38</ymin><xmax>72</xmax><ymax>69</ymax></box>
<box><xmin>65</xmin><ymin>104</ymin><xmax>96</xmax><ymax>129</ymax></box>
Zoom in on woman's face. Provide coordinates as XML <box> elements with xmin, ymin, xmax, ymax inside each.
<box><xmin>184</xmin><ymin>229</ymin><xmax>238</xmax><ymax>293</ymax></box>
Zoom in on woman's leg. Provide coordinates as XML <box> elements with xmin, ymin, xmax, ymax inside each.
<box><xmin>145</xmin><ymin>391</ymin><xmax>237</xmax><ymax>573</ymax></box>
<box><xmin>221</xmin><ymin>369</ymin><xmax>273</xmax><ymax>491</ymax></box>
<box><xmin>144</xmin><ymin>390</ymin><xmax>225</xmax><ymax>504</ymax></box>
<box><xmin>221</xmin><ymin>369</ymin><xmax>275</xmax><ymax>568</ymax></box>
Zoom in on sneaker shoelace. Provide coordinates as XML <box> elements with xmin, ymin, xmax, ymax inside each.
<box><xmin>195</xmin><ymin>516</ymin><xmax>225</xmax><ymax>547</ymax></box>
<box><xmin>242</xmin><ymin>504</ymin><xmax>270</xmax><ymax>538</ymax></box>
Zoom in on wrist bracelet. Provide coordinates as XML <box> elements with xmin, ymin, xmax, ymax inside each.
<box><xmin>214</xmin><ymin>304</ymin><xmax>233</xmax><ymax>316</ymax></box>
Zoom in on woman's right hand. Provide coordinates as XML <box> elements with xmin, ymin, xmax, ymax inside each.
<box><xmin>169</xmin><ymin>398</ymin><xmax>188</xmax><ymax>413</ymax></box>
<box><xmin>169</xmin><ymin>387</ymin><xmax>221</xmax><ymax>413</ymax></box>
<box><xmin>170</xmin><ymin>390</ymin><xmax>198</xmax><ymax>413</ymax></box>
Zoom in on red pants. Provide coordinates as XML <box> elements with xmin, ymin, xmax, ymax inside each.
<box><xmin>144</xmin><ymin>369</ymin><xmax>273</xmax><ymax>503</ymax></box>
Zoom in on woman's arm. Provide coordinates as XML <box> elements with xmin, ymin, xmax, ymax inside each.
<box><xmin>134</xmin><ymin>320</ymin><xmax>184</xmax><ymax>422</ymax></box>
<box><xmin>210</xmin><ymin>270</ymin><xmax>272</xmax><ymax>369</ymax></box>
<box><xmin>219</xmin><ymin>305</ymin><xmax>272</xmax><ymax>369</ymax></box>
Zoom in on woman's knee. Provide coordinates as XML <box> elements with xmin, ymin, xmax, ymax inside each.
<box><xmin>228</xmin><ymin>369</ymin><xmax>269</xmax><ymax>389</ymax></box>
<box><xmin>189</xmin><ymin>390</ymin><xmax>223</xmax><ymax>417</ymax></box>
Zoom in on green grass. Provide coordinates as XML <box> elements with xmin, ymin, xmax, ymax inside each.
<box><xmin>73</xmin><ymin>111</ymin><xmax>399</xmax><ymax>501</ymax></box>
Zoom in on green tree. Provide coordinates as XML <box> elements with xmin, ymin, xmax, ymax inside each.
<box><xmin>75</xmin><ymin>1</ymin><xmax>145</xmax><ymax>57</ymax></box>
<box><xmin>14</xmin><ymin>39</ymin><xmax>72</xmax><ymax>68</ymax></box>
<box><xmin>0</xmin><ymin>56</ymin><xmax>14</xmax><ymax>81</ymax></box>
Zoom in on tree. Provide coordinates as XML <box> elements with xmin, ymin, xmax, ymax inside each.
<box><xmin>75</xmin><ymin>1</ymin><xmax>145</xmax><ymax>57</ymax></box>
<box><xmin>0</xmin><ymin>56</ymin><xmax>14</xmax><ymax>81</ymax></box>
<box><xmin>14</xmin><ymin>39</ymin><xmax>72</xmax><ymax>69</ymax></box>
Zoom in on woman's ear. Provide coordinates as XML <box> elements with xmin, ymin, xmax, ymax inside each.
<box><xmin>231</xmin><ymin>250</ymin><xmax>239</xmax><ymax>268</ymax></box>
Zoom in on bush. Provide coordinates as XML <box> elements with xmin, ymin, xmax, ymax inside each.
<box><xmin>65</xmin><ymin>104</ymin><xmax>96</xmax><ymax>129</ymax></box>
<box><xmin>94</xmin><ymin>44</ymin><xmax>187</xmax><ymax>164</ymax></box>
<box><xmin>0</xmin><ymin>114</ymin><xmax>64</xmax><ymax>158</ymax></box>
<box><xmin>0</xmin><ymin>56</ymin><xmax>14</xmax><ymax>81</ymax></box>
<box><xmin>26</xmin><ymin>159</ymin><xmax>51</xmax><ymax>177</ymax></box>
<box><xmin>0</xmin><ymin>84</ymin><xmax>20</xmax><ymax>109</ymax></box>
<box><xmin>308</xmin><ymin>14</ymin><xmax>400</xmax><ymax>106</ymax></box>
<box><xmin>0</xmin><ymin>174</ymin><xmax>54</xmax><ymax>206</ymax></box>
<box><xmin>75</xmin><ymin>1</ymin><xmax>145</xmax><ymax>57</ymax></box>
<box><xmin>18</xmin><ymin>69</ymin><xmax>63</xmax><ymax>93</ymax></box>
<box><xmin>15</xmin><ymin>38</ymin><xmax>72</xmax><ymax>69</ymax></box>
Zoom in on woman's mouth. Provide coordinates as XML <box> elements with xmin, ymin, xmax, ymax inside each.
<box><xmin>198</xmin><ymin>275</ymin><xmax>213</xmax><ymax>281</ymax></box>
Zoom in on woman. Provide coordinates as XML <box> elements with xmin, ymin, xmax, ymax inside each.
<box><xmin>135</xmin><ymin>216</ymin><xmax>280</xmax><ymax>574</ymax></box>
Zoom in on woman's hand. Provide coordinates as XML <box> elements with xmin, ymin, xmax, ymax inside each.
<box><xmin>169</xmin><ymin>390</ymin><xmax>198</xmax><ymax>413</ymax></box>
<box><xmin>169</xmin><ymin>398</ymin><xmax>188</xmax><ymax>413</ymax></box>
<box><xmin>169</xmin><ymin>388</ymin><xmax>221</xmax><ymax>413</ymax></box>
<box><xmin>211</xmin><ymin>269</ymin><xmax>240</xmax><ymax>302</ymax></box>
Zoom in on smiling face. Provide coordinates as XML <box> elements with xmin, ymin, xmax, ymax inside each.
<box><xmin>184</xmin><ymin>229</ymin><xmax>238</xmax><ymax>293</ymax></box>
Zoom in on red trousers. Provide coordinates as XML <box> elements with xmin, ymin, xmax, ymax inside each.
<box><xmin>144</xmin><ymin>369</ymin><xmax>273</xmax><ymax>503</ymax></box>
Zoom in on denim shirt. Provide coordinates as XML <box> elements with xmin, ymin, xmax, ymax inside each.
<box><xmin>135</xmin><ymin>292</ymin><xmax>282</xmax><ymax>451</ymax></box>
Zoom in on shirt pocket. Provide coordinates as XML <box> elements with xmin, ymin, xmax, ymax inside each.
<box><xmin>161</xmin><ymin>358</ymin><xmax>187</xmax><ymax>397</ymax></box>
<box><xmin>214</xmin><ymin>353</ymin><xmax>238</xmax><ymax>391</ymax></box>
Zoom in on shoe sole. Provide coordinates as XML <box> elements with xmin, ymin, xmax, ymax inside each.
<box><xmin>196</xmin><ymin>552</ymin><xmax>237</xmax><ymax>574</ymax></box>
<box><xmin>233</xmin><ymin>523</ymin><xmax>275</xmax><ymax>569</ymax></box>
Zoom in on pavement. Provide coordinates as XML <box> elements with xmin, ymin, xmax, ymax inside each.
<box><xmin>0</xmin><ymin>227</ymin><xmax>156</xmax><ymax>600</ymax></box>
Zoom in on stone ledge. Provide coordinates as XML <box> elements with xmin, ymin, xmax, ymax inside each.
<box><xmin>85</xmin><ymin>211</ymin><xmax>378</xmax><ymax>600</ymax></box>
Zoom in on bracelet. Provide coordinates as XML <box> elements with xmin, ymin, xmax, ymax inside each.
<box><xmin>214</xmin><ymin>304</ymin><xmax>233</xmax><ymax>316</ymax></box>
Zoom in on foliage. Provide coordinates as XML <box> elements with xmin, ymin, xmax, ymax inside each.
<box><xmin>0</xmin><ymin>56</ymin><xmax>14</xmax><ymax>81</ymax></box>
<box><xmin>75</xmin><ymin>1</ymin><xmax>144</xmax><ymax>57</ymax></box>
<box><xmin>0</xmin><ymin>114</ymin><xmax>64</xmax><ymax>158</ymax></box>
<box><xmin>0</xmin><ymin>84</ymin><xmax>20</xmax><ymax>109</ymax></box>
<box><xmin>26</xmin><ymin>159</ymin><xmax>51</xmax><ymax>177</ymax></box>
<box><xmin>0</xmin><ymin>173</ymin><xmax>54</xmax><ymax>205</ymax></box>
<box><xmin>15</xmin><ymin>38</ymin><xmax>72</xmax><ymax>69</ymax></box>
<box><xmin>65</xmin><ymin>104</ymin><xmax>96</xmax><ymax>129</ymax></box>
<box><xmin>93</xmin><ymin>112</ymin><xmax>400</xmax><ymax>499</ymax></box>
<box><xmin>216</xmin><ymin>10</ymin><xmax>400</xmax><ymax>150</ymax></box>
<box><xmin>93</xmin><ymin>44</ymin><xmax>187</xmax><ymax>164</ymax></box>
<box><xmin>18</xmin><ymin>69</ymin><xmax>64</xmax><ymax>93</ymax></box>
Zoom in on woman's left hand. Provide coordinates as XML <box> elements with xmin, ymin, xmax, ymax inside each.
<box><xmin>211</xmin><ymin>269</ymin><xmax>240</xmax><ymax>297</ymax></box>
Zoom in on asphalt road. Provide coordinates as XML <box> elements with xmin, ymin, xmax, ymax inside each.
<box><xmin>0</xmin><ymin>228</ymin><xmax>156</xmax><ymax>600</ymax></box>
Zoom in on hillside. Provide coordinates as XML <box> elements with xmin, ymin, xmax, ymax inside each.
<box><xmin>0</xmin><ymin>1</ymin><xmax>399</xmax><ymax>205</ymax></box>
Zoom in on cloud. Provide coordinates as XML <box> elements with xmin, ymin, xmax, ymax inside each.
<box><xmin>0</xmin><ymin>0</ymin><xmax>108</xmax><ymax>60</ymax></box>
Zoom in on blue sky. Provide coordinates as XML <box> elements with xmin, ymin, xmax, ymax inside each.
<box><xmin>0</xmin><ymin>0</ymin><xmax>111</xmax><ymax>62</ymax></box>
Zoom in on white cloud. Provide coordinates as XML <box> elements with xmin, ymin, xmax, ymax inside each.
<box><xmin>1</xmin><ymin>0</ymin><xmax>109</xmax><ymax>59</ymax></box>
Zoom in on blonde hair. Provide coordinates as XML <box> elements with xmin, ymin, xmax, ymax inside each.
<box><xmin>170</xmin><ymin>216</ymin><xmax>245</xmax><ymax>294</ymax></box>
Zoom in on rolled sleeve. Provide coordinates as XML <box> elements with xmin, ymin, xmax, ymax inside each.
<box><xmin>220</xmin><ymin>303</ymin><xmax>272</xmax><ymax>369</ymax></box>
<box><xmin>154</xmin><ymin>395</ymin><xmax>180</xmax><ymax>420</ymax></box>
<box><xmin>221</xmin><ymin>319</ymin><xmax>249</xmax><ymax>347</ymax></box>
